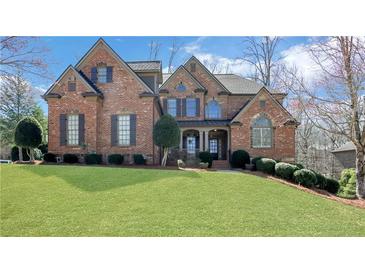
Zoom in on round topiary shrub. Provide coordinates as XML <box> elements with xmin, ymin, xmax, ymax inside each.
<box><xmin>337</xmin><ymin>168</ymin><xmax>356</xmax><ymax>198</ymax></box>
<box><xmin>133</xmin><ymin>154</ymin><xmax>146</xmax><ymax>165</ymax></box>
<box><xmin>256</xmin><ymin>158</ymin><xmax>277</xmax><ymax>174</ymax></box>
<box><xmin>293</xmin><ymin>169</ymin><xmax>317</xmax><ymax>188</ymax></box>
<box><xmin>230</xmin><ymin>150</ymin><xmax>250</xmax><ymax>169</ymax></box>
<box><xmin>43</xmin><ymin>153</ymin><xmax>57</xmax><ymax>162</ymax></box>
<box><xmin>108</xmin><ymin>154</ymin><xmax>124</xmax><ymax>165</ymax></box>
<box><xmin>199</xmin><ymin>151</ymin><xmax>213</xmax><ymax>168</ymax></box>
<box><xmin>11</xmin><ymin>146</ymin><xmax>30</xmax><ymax>161</ymax></box>
<box><xmin>84</xmin><ymin>154</ymin><xmax>102</xmax><ymax>165</ymax></box>
<box><xmin>324</xmin><ymin>177</ymin><xmax>340</xmax><ymax>194</ymax></box>
<box><xmin>63</xmin><ymin>153</ymin><xmax>78</xmax><ymax>164</ymax></box>
<box><xmin>251</xmin><ymin>156</ymin><xmax>263</xmax><ymax>171</ymax></box>
<box><xmin>275</xmin><ymin>162</ymin><xmax>299</xmax><ymax>180</ymax></box>
<box><xmin>14</xmin><ymin>117</ymin><xmax>43</xmax><ymax>161</ymax></box>
<box><xmin>313</xmin><ymin>171</ymin><xmax>326</xmax><ymax>189</ymax></box>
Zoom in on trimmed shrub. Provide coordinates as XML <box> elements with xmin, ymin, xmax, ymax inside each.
<box><xmin>84</xmin><ymin>154</ymin><xmax>102</xmax><ymax>165</ymax></box>
<box><xmin>337</xmin><ymin>169</ymin><xmax>356</xmax><ymax>198</ymax></box>
<box><xmin>33</xmin><ymin>148</ymin><xmax>43</xmax><ymax>160</ymax></box>
<box><xmin>43</xmin><ymin>153</ymin><xmax>57</xmax><ymax>162</ymax></box>
<box><xmin>275</xmin><ymin>162</ymin><xmax>299</xmax><ymax>180</ymax></box>
<box><xmin>294</xmin><ymin>163</ymin><xmax>304</xmax><ymax>170</ymax></box>
<box><xmin>230</xmin><ymin>150</ymin><xmax>250</xmax><ymax>169</ymax></box>
<box><xmin>11</xmin><ymin>146</ymin><xmax>30</xmax><ymax>161</ymax></box>
<box><xmin>38</xmin><ymin>143</ymin><xmax>48</xmax><ymax>154</ymax></box>
<box><xmin>313</xmin><ymin>171</ymin><xmax>326</xmax><ymax>189</ymax></box>
<box><xmin>324</xmin><ymin>177</ymin><xmax>340</xmax><ymax>194</ymax></box>
<box><xmin>199</xmin><ymin>151</ymin><xmax>213</xmax><ymax>168</ymax></box>
<box><xmin>251</xmin><ymin>156</ymin><xmax>263</xmax><ymax>171</ymax></box>
<box><xmin>293</xmin><ymin>169</ymin><xmax>317</xmax><ymax>188</ymax></box>
<box><xmin>63</xmin><ymin>154</ymin><xmax>78</xmax><ymax>164</ymax></box>
<box><xmin>108</xmin><ymin>154</ymin><xmax>124</xmax><ymax>165</ymax></box>
<box><xmin>133</xmin><ymin>154</ymin><xmax>146</xmax><ymax>165</ymax></box>
<box><xmin>256</xmin><ymin>158</ymin><xmax>277</xmax><ymax>175</ymax></box>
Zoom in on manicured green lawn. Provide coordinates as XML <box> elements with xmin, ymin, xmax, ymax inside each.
<box><xmin>1</xmin><ymin>165</ymin><xmax>364</xmax><ymax>236</ymax></box>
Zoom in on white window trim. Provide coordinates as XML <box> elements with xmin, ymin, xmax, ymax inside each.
<box><xmin>118</xmin><ymin>115</ymin><xmax>130</xmax><ymax>146</ymax></box>
<box><xmin>67</xmin><ymin>114</ymin><xmax>79</xmax><ymax>146</ymax></box>
<box><xmin>97</xmin><ymin>66</ymin><xmax>107</xmax><ymax>83</ymax></box>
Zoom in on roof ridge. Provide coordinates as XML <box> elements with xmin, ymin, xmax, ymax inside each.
<box><xmin>127</xmin><ymin>60</ymin><xmax>161</xmax><ymax>63</ymax></box>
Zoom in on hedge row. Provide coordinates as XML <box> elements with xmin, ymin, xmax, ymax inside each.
<box><xmin>42</xmin><ymin>153</ymin><xmax>144</xmax><ymax>165</ymax></box>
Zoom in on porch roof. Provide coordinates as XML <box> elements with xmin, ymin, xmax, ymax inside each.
<box><xmin>177</xmin><ymin>120</ymin><xmax>231</xmax><ymax>128</ymax></box>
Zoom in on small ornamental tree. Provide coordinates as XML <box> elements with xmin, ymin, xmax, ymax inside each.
<box><xmin>153</xmin><ymin>115</ymin><xmax>180</xmax><ymax>166</ymax></box>
<box><xmin>14</xmin><ymin>117</ymin><xmax>43</xmax><ymax>161</ymax></box>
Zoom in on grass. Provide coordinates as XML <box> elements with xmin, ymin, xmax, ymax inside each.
<box><xmin>1</xmin><ymin>165</ymin><xmax>365</xmax><ymax>236</ymax></box>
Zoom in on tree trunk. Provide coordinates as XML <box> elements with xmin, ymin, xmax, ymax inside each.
<box><xmin>161</xmin><ymin>147</ymin><xmax>169</xmax><ymax>166</ymax></box>
<box><xmin>18</xmin><ymin>146</ymin><xmax>23</xmax><ymax>161</ymax></box>
<box><xmin>355</xmin><ymin>147</ymin><xmax>365</xmax><ymax>199</ymax></box>
<box><xmin>29</xmin><ymin>148</ymin><xmax>34</xmax><ymax>162</ymax></box>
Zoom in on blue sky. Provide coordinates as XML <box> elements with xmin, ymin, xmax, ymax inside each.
<box><xmin>33</xmin><ymin>36</ymin><xmax>314</xmax><ymax>113</ymax></box>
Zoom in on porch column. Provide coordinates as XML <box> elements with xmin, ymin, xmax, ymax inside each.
<box><xmin>179</xmin><ymin>129</ymin><xmax>183</xmax><ymax>150</ymax></box>
<box><xmin>204</xmin><ymin>130</ymin><xmax>209</xmax><ymax>151</ymax></box>
<box><xmin>199</xmin><ymin>130</ymin><xmax>203</xmax><ymax>151</ymax></box>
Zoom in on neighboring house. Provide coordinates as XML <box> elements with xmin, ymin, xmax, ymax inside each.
<box><xmin>43</xmin><ymin>38</ymin><xmax>298</xmax><ymax>166</ymax></box>
<box><xmin>332</xmin><ymin>142</ymin><xmax>356</xmax><ymax>169</ymax></box>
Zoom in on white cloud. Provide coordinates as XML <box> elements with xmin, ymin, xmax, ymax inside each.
<box><xmin>182</xmin><ymin>37</ymin><xmax>254</xmax><ymax>76</ymax></box>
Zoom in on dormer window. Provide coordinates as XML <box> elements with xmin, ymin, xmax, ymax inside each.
<box><xmin>190</xmin><ymin>63</ymin><xmax>196</xmax><ymax>72</ymax></box>
<box><xmin>176</xmin><ymin>82</ymin><xmax>186</xmax><ymax>92</ymax></box>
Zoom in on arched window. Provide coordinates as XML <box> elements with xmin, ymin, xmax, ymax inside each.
<box><xmin>176</xmin><ymin>82</ymin><xmax>186</xmax><ymax>92</ymax></box>
<box><xmin>252</xmin><ymin>116</ymin><xmax>273</xmax><ymax>148</ymax></box>
<box><xmin>205</xmin><ymin>100</ymin><xmax>221</xmax><ymax>119</ymax></box>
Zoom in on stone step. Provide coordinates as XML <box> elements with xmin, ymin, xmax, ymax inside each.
<box><xmin>212</xmin><ymin>160</ymin><xmax>230</xmax><ymax>169</ymax></box>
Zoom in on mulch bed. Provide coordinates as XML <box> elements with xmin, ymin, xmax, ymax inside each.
<box><xmin>241</xmin><ymin>170</ymin><xmax>365</xmax><ymax>209</ymax></box>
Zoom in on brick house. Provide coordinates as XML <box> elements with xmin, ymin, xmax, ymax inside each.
<box><xmin>44</xmin><ymin>38</ymin><xmax>298</xmax><ymax>166</ymax></box>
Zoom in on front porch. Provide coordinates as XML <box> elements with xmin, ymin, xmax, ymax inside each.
<box><xmin>168</xmin><ymin>126</ymin><xmax>230</xmax><ymax>166</ymax></box>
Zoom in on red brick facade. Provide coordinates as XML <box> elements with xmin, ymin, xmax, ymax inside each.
<box><xmin>44</xmin><ymin>38</ymin><xmax>297</xmax><ymax>165</ymax></box>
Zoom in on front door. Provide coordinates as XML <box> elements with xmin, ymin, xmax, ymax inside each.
<box><xmin>187</xmin><ymin>136</ymin><xmax>196</xmax><ymax>154</ymax></box>
<box><xmin>209</xmin><ymin>138</ymin><xmax>218</xmax><ymax>160</ymax></box>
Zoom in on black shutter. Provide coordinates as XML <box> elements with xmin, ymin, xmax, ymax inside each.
<box><xmin>130</xmin><ymin>114</ymin><xmax>137</xmax><ymax>146</ymax></box>
<box><xmin>60</xmin><ymin>114</ymin><xmax>67</xmax><ymax>146</ymax></box>
<box><xmin>195</xmin><ymin>136</ymin><xmax>199</xmax><ymax>149</ymax></box>
<box><xmin>163</xmin><ymin>99</ymin><xmax>167</xmax><ymax>114</ymax></box>
<box><xmin>182</xmin><ymin>98</ymin><xmax>186</xmax><ymax>117</ymax></box>
<box><xmin>196</xmin><ymin>98</ymin><xmax>200</xmax><ymax>116</ymax></box>
<box><xmin>79</xmin><ymin>114</ymin><xmax>85</xmax><ymax>145</ymax></box>
<box><xmin>91</xmin><ymin>67</ymin><xmax>97</xmax><ymax>83</ymax></box>
<box><xmin>111</xmin><ymin>115</ymin><xmax>118</xmax><ymax>146</ymax></box>
<box><xmin>176</xmin><ymin>98</ymin><xmax>182</xmax><ymax>117</ymax></box>
<box><xmin>106</xmin><ymin>66</ymin><xmax>113</xmax><ymax>83</ymax></box>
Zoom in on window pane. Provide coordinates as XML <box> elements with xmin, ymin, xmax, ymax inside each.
<box><xmin>206</xmin><ymin>100</ymin><xmax>221</xmax><ymax>119</ymax></box>
<box><xmin>67</xmin><ymin>114</ymin><xmax>79</xmax><ymax>145</ymax></box>
<box><xmin>167</xmin><ymin>99</ymin><xmax>177</xmax><ymax>117</ymax></box>
<box><xmin>261</xmin><ymin>128</ymin><xmax>272</xmax><ymax>147</ymax></box>
<box><xmin>186</xmin><ymin>98</ymin><xmax>196</xmax><ymax>117</ymax></box>
<box><xmin>253</xmin><ymin>117</ymin><xmax>271</xmax><ymax>127</ymax></box>
<box><xmin>118</xmin><ymin>115</ymin><xmax>130</xmax><ymax>145</ymax></box>
<box><xmin>252</xmin><ymin>128</ymin><xmax>261</xmax><ymax>148</ymax></box>
<box><xmin>209</xmin><ymin>139</ymin><xmax>218</xmax><ymax>153</ymax></box>
<box><xmin>97</xmin><ymin>67</ymin><xmax>107</xmax><ymax>83</ymax></box>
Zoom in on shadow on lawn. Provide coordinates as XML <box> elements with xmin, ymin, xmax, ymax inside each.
<box><xmin>18</xmin><ymin>165</ymin><xmax>201</xmax><ymax>192</ymax></box>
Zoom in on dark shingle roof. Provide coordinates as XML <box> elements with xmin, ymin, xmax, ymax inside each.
<box><xmin>177</xmin><ymin>120</ymin><xmax>231</xmax><ymax>127</ymax></box>
<box><xmin>162</xmin><ymin>73</ymin><xmax>285</xmax><ymax>95</ymax></box>
<box><xmin>127</xmin><ymin>61</ymin><xmax>161</xmax><ymax>72</ymax></box>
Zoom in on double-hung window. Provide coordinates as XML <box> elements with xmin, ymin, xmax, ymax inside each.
<box><xmin>118</xmin><ymin>115</ymin><xmax>130</xmax><ymax>146</ymax></box>
<box><xmin>67</xmin><ymin>114</ymin><xmax>79</xmax><ymax>145</ymax></box>
<box><xmin>205</xmin><ymin>100</ymin><xmax>221</xmax><ymax>119</ymax></box>
<box><xmin>186</xmin><ymin>98</ymin><xmax>196</xmax><ymax>117</ymax></box>
<box><xmin>167</xmin><ymin>99</ymin><xmax>177</xmax><ymax>117</ymax></box>
<box><xmin>97</xmin><ymin>67</ymin><xmax>107</xmax><ymax>83</ymax></box>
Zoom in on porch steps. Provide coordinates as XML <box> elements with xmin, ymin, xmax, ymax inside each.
<box><xmin>212</xmin><ymin>160</ymin><xmax>230</xmax><ymax>169</ymax></box>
